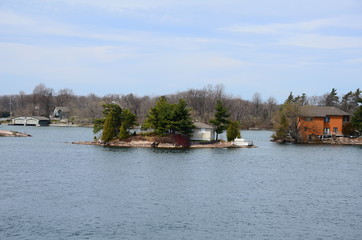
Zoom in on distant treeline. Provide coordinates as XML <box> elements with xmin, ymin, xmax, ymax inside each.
<box><xmin>0</xmin><ymin>84</ymin><xmax>360</xmax><ymax>129</ymax></box>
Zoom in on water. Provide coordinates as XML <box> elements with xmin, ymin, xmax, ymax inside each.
<box><xmin>1</xmin><ymin>126</ymin><xmax>361</xmax><ymax>239</ymax></box>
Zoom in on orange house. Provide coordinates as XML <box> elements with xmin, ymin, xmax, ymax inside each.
<box><xmin>298</xmin><ymin>106</ymin><xmax>350</xmax><ymax>141</ymax></box>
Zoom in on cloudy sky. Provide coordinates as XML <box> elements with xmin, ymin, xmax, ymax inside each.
<box><xmin>1</xmin><ymin>0</ymin><xmax>361</xmax><ymax>102</ymax></box>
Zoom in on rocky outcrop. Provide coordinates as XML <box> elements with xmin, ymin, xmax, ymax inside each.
<box><xmin>0</xmin><ymin>130</ymin><xmax>31</xmax><ymax>137</ymax></box>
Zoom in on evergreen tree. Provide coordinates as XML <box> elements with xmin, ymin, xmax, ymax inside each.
<box><xmin>118</xmin><ymin>123</ymin><xmax>129</xmax><ymax>140</ymax></box>
<box><xmin>351</xmin><ymin>98</ymin><xmax>362</xmax><ymax>133</ymax></box>
<box><xmin>142</xmin><ymin>97</ymin><xmax>194</xmax><ymax>136</ymax></box>
<box><xmin>325</xmin><ymin>88</ymin><xmax>339</xmax><ymax>106</ymax></box>
<box><xmin>226</xmin><ymin>121</ymin><xmax>241</xmax><ymax>141</ymax></box>
<box><xmin>93</xmin><ymin>104</ymin><xmax>136</xmax><ymax>142</ymax></box>
<box><xmin>341</xmin><ymin>91</ymin><xmax>354</xmax><ymax>113</ymax></box>
<box><xmin>210</xmin><ymin>100</ymin><xmax>230</xmax><ymax>140</ymax></box>
<box><xmin>170</xmin><ymin>99</ymin><xmax>195</xmax><ymax>136</ymax></box>
<box><xmin>142</xmin><ymin>96</ymin><xmax>172</xmax><ymax>135</ymax></box>
<box><xmin>101</xmin><ymin>104</ymin><xmax>123</xmax><ymax>142</ymax></box>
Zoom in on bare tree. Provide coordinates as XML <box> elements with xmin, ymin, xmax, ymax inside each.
<box><xmin>32</xmin><ymin>84</ymin><xmax>54</xmax><ymax>117</ymax></box>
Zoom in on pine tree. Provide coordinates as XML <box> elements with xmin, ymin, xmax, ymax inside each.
<box><xmin>93</xmin><ymin>104</ymin><xmax>136</xmax><ymax>143</ymax></box>
<box><xmin>210</xmin><ymin>100</ymin><xmax>230</xmax><ymax>140</ymax></box>
<box><xmin>170</xmin><ymin>99</ymin><xmax>195</xmax><ymax>136</ymax></box>
<box><xmin>351</xmin><ymin>98</ymin><xmax>362</xmax><ymax>133</ymax></box>
<box><xmin>226</xmin><ymin>121</ymin><xmax>241</xmax><ymax>141</ymax></box>
<box><xmin>101</xmin><ymin>104</ymin><xmax>123</xmax><ymax>142</ymax></box>
<box><xmin>325</xmin><ymin>88</ymin><xmax>339</xmax><ymax>106</ymax></box>
<box><xmin>142</xmin><ymin>97</ymin><xmax>195</xmax><ymax>136</ymax></box>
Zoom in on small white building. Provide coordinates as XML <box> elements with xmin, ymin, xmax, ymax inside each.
<box><xmin>53</xmin><ymin>107</ymin><xmax>70</xmax><ymax>119</ymax></box>
<box><xmin>191</xmin><ymin>122</ymin><xmax>215</xmax><ymax>141</ymax></box>
<box><xmin>11</xmin><ymin>116</ymin><xmax>50</xmax><ymax>126</ymax></box>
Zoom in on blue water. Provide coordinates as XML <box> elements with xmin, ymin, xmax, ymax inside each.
<box><xmin>1</xmin><ymin>126</ymin><xmax>361</xmax><ymax>239</ymax></box>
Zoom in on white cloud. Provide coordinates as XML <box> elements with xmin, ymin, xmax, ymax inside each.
<box><xmin>279</xmin><ymin>34</ymin><xmax>362</xmax><ymax>49</ymax></box>
<box><xmin>223</xmin><ymin>16</ymin><xmax>362</xmax><ymax>34</ymax></box>
<box><xmin>0</xmin><ymin>11</ymin><xmax>36</xmax><ymax>25</ymax></box>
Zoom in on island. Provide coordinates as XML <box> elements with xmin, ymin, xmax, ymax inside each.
<box><xmin>0</xmin><ymin>130</ymin><xmax>31</xmax><ymax>137</ymax></box>
<box><xmin>73</xmin><ymin>135</ymin><xmax>255</xmax><ymax>149</ymax></box>
<box><xmin>73</xmin><ymin>99</ymin><xmax>255</xmax><ymax>149</ymax></box>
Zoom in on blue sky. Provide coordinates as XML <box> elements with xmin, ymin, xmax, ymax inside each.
<box><xmin>0</xmin><ymin>0</ymin><xmax>361</xmax><ymax>103</ymax></box>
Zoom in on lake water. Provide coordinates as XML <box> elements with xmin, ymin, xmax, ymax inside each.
<box><xmin>1</xmin><ymin>126</ymin><xmax>361</xmax><ymax>240</ymax></box>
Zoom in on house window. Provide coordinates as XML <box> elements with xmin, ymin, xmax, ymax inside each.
<box><xmin>343</xmin><ymin>116</ymin><xmax>349</xmax><ymax>122</ymax></box>
<box><xmin>304</xmin><ymin>117</ymin><xmax>313</xmax><ymax>121</ymax></box>
<box><xmin>324</xmin><ymin>128</ymin><xmax>330</xmax><ymax>134</ymax></box>
<box><xmin>324</xmin><ymin>116</ymin><xmax>330</xmax><ymax>123</ymax></box>
<box><xmin>200</xmin><ymin>128</ymin><xmax>206</xmax><ymax>133</ymax></box>
<box><xmin>333</xmin><ymin>127</ymin><xmax>338</xmax><ymax>134</ymax></box>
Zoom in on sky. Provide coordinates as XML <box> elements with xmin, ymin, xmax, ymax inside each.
<box><xmin>0</xmin><ymin>0</ymin><xmax>361</xmax><ymax>103</ymax></box>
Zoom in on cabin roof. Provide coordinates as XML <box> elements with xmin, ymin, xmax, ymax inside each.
<box><xmin>13</xmin><ymin>116</ymin><xmax>50</xmax><ymax>121</ymax></box>
<box><xmin>54</xmin><ymin>107</ymin><xmax>70</xmax><ymax>112</ymax></box>
<box><xmin>299</xmin><ymin>106</ymin><xmax>350</xmax><ymax>117</ymax></box>
<box><xmin>194</xmin><ymin>121</ymin><xmax>214</xmax><ymax>129</ymax></box>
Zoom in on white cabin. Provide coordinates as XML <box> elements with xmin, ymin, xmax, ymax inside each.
<box><xmin>191</xmin><ymin>122</ymin><xmax>215</xmax><ymax>141</ymax></box>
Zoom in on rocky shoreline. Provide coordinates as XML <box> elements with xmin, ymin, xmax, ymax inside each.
<box><xmin>272</xmin><ymin>137</ymin><xmax>362</xmax><ymax>145</ymax></box>
<box><xmin>0</xmin><ymin>130</ymin><xmax>31</xmax><ymax>137</ymax></box>
<box><xmin>73</xmin><ymin>140</ymin><xmax>256</xmax><ymax>149</ymax></box>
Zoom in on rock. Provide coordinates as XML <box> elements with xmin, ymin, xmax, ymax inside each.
<box><xmin>0</xmin><ymin>130</ymin><xmax>31</xmax><ymax>137</ymax></box>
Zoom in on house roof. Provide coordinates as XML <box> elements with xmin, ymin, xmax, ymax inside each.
<box><xmin>299</xmin><ymin>106</ymin><xmax>350</xmax><ymax>117</ymax></box>
<box><xmin>54</xmin><ymin>107</ymin><xmax>70</xmax><ymax>112</ymax></box>
<box><xmin>194</xmin><ymin>121</ymin><xmax>214</xmax><ymax>129</ymax></box>
<box><xmin>12</xmin><ymin>116</ymin><xmax>50</xmax><ymax>121</ymax></box>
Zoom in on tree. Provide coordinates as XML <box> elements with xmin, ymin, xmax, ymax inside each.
<box><xmin>100</xmin><ymin>104</ymin><xmax>123</xmax><ymax>142</ymax></box>
<box><xmin>142</xmin><ymin>96</ymin><xmax>172</xmax><ymax>135</ymax></box>
<box><xmin>210</xmin><ymin>100</ymin><xmax>230</xmax><ymax>140</ymax></box>
<box><xmin>272</xmin><ymin>98</ymin><xmax>302</xmax><ymax>142</ymax></box>
<box><xmin>324</xmin><ymin>88</ymin><xmax>339</xmax><ymax>106</ymax></box>
<box><xmin>94</xmin><ymin>104</ymin><xmax>136</xmax><ymax>142</ymax></box>
<box><xmin>32</xmin><ymin>84</ymin><xmax>54</xmax><ymax>117</ymax></box>
<box><xmin>142</xmin><ymin>97</ymin><xmax>195</xmax><ymax>136</ymax></box>
<box><xmin>351</xmin><ymin>98</ymin><xmax>362</xmax><ymax>133</ymax></box>
<box><xmin>119</xmin><ymin>109</ymin><xmax>137</xmax><ymax>139</ymax></box>
<box><xmin>226</xmin><ymin>121</ymin><xmax>241</xmax><ymax>141</ymax></box>
<box><xmin>170</xmin><ymin>99</ymin><xmax>195</xmax><ymax>136</ymax></box>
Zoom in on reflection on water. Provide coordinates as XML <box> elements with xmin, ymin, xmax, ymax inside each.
<box><xmin>0</xmin><ymin>126</ymin><xmax>361</xmax><ymax>240</ymax></box>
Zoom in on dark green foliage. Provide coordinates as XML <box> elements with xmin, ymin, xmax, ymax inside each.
<box><xmin>226</xmin><ymin>121</ymin><xmax>241</xmax><ymax>141</ymax></box>
<box><xmin>93</xmin><ymin>104</ymin><xmax>137</xmax><ymax>142</ymax></box>
<box><xmin>210</xmin><ymin>100</ymin><xmax>230</xmax><ymax>140</ymax></box>
<box><xmin>285</xmin><ymin>92</ymin><xmax>307</xmax><ymax>106</ymax></box>
<box><xmin>93</xmin><ymin>118</ymin><xmax>105</xmax><ymax>134</ymax></box>
<box><xmin>325</xmin><ymin>88</ymin><xmax>339</xmax><ymax>106</ymax></box>
<box><xmin>341</xmin><ymin>88</ymin><xmax>361</xmax><ymax>113</ymax></box>
<box><xmin>0</xmin><ymin>111</ymin><xmax>10</xmax><ymax>117</ymax></box>
<box><xmin>351</xmin><ymin>98</ymin><xmax>362</xmax><ymax>133</ymax></box>
<box><xmin>142</xmin><ymin>97</ymin><xmax>195</xmax><ymax>136</ymax></box>
<box><xmin>342</xmin><ymin>122</ymin><xmax>357</xmax><ymax>136</ymax></box>
<box><xmin>101</xmin><ymin>104</ymin><xmax>123</xmax><ymax>142</ymax></box>
<box><xmin>118</xmin><ymin>124</ymin><xmax>129</xmax><ymax>140</ymax></box>
<box><xmin>170</xmin><ymin>99</ymin><xmax>195</xmax><ymax>136</ymax></box>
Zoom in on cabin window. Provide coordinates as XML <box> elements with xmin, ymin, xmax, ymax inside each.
<box><xmin>333</xmin><ymin>127</ymin><xmax>338</xmax><ymax>134</ymax></box>
<box><xmin>200</xmin><ymin>128</ymin><xmax>206</xmax><ymax>133</ymax></box>
<box><xmin>304</xmin><ymin>127</ymin><xmax>308</xmax><ymax>132</ymax></box>
<box><xmin>304</xmin><ymin>117</ymin><xmax>313</xmax><ymax>121</ymax></box>
<box><xmin>324</xmin><ymin>128</ymin><xmax>330</xmax><ymax>134</ymax></box>
<box><xmin>324</xmin><ymin>116</ymin><xmax>330</xmax><ymax>123</ymax></box>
